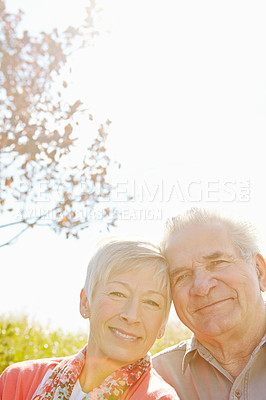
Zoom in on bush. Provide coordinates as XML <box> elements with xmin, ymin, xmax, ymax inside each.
<box><xmin>0</xmin><ymin>314</ymin><xmax>87</xmax><ymax>374</ymax></box>
<box><xmin>150</xmin><ymin>319</ymin><xmax>192</xmax><ymax>356</ymax></box>
<box><xmin>0</xmin><ymin>314</ymin><xmax>191</xmax><ymax>374</ymax></box>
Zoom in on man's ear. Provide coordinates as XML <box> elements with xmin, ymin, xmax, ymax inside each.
<box><xmin>255</xmin><ymin>254</ymin><xmax>266</xmax><ymax>292</ymax></box>
<box><xmin>80</xmin><ymin>288</ymin><xmax>90</xmax><ymax>319</ymax></box>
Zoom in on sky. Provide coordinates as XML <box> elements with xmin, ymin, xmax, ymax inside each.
<box><xmin>1</xmin><ymin>0</ymin><xmax>266</xmax><ymax>333</ymax></box>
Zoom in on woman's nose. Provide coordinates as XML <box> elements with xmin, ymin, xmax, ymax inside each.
<box><xmin>190</xmin><ymin>269</ymin><xmax>218</xmax><ymax>296</ymax></box>
<box><xmin>120</xmin><ymin>298</ymin><xmax>140</xmax><ymax>324</ymax></box>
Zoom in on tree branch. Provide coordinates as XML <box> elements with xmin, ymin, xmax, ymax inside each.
<box><xmin>0</xmin><ymin>206</ymin><xmax>60</xmax><ymax>248</ymax></box>
<box><xmin>0</xmin><ymin>220</ymin><xmax>26</xmax><ymax>229</ymax></box>
<box><xmin>0</xmin><ymin>224</ymin><xmax>31</xmax><ymax>248</ymax></box>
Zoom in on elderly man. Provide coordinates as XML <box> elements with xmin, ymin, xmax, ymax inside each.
<box><xmin>153</xmin><ymin>208</ymin><xmax>266</xmax><ymax>400</ymax></box>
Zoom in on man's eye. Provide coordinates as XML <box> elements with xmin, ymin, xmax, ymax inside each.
<box><xmin>212</xmin><ymin>260</ymin><xmax>227</xmax><ymax>266</ymax></box>
<box><xmin>177</xmin><ymin>273</ymin><xmax>189</xmax><ymax>281</ymax></box>
<box><xmin>172</xmin><ymin>273</ymin><xmax>189</xmax><ymax>286</ymax></box>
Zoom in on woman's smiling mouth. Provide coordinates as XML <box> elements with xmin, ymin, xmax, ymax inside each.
<box><xmin>110</xmin><ymin>327</ymin><xmax>140</xmax><ymax>341</ymax></box>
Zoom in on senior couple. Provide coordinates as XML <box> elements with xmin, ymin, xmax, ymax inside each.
<box><xmin>1</xmin><ymin>208</ymin><xmax>265</xmax><ymax>399</ymax></box>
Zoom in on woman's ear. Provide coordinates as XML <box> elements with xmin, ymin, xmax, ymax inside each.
<box><xmin>157</xmin><ymin>325</ymin><xmax>166</xmax><ymax>340</ymax></box>
<box><xmin>255</xmin><ymin>254</ymin><xmax>266</xmax><ymax>292</ymax></box>
<box><xmin>80</xmin><ymin>288</ymin><xmax>91</xmax><ymax>319</ymax></box>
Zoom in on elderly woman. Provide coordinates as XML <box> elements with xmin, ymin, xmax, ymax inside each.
<box><xmin>0</xmin><ymin>239</ymin><xmax>179</xmax><ymax>399</ymax></box>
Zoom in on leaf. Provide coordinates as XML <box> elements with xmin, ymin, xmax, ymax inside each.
<box><xmin>81</xmin><ymin>194</ymin><xmax>90</xmax><ymax>201</ymax></box>
<box><xmin>61</xmin><ymin>216</ymin><xmax>69</xmax><ymax>225</ymax></box>
<box><xmin>68</xmin><ymin>100</ymin><xmax>83</xmax><ymax>117</ymax></box>
<box><xmin>64</xmin><ymin>123</ymin><xmax>73</xmax><ymax>137</ymax></box>
<box><xmin>91</xmin><ymin>174</ymin><xmax>97</xmax><ymax>184</ymax></box>
<box><xmin>48</xmin><ymin>149</ymin><xmax>57</xmax><ymax>160</ymax></box>
<box><xmin>5</xmin><ymin>177</ymin><xmax>13</xmax><ymax>188</ymax></box>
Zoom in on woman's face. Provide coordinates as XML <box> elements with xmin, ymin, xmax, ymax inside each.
<box><xmin>85</xmin><ymin>266</ymin><xmax>167</xmax><ymax>368</ymax></box>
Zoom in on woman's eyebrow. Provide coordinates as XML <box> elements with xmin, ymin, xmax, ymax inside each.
<box><xmin>108</xmin><ymin>281</ymin><xmax>165</xmax><ymax>297</ymax></box>
<box><xmin>107</xmin><ymin>280</ymin><xmax>129</xmax><ymax>287</ymax></box>
<box><xmin>145</xmin><ymin>290</ymin><xmax>166</xmax><ymax>298</ymax></box>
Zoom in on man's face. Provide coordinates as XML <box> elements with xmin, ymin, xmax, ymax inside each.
<box><xmin>165</xmin><ymin>222</ymin><xmax>266</xmax><ymax>342</ymax></box>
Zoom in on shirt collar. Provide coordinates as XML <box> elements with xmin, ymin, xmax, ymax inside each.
<box><xmin>182</xmin><ymin>330</ymin><xmax>266</xmax><ymax>374</ymax></box>
<box><xmin>182</xmin><ymin>334</ymin><xmax>198</xmax><ymax>373</ymax></box>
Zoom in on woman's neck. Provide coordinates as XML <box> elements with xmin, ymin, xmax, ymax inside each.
<box><xmin>79</xmin><ymin>349</ymin><xmax>122</xmax><ymax>393</ymax></box>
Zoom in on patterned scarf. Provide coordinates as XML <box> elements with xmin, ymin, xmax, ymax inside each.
<box><xmin>33</xmin><ymin>346</ymin><xmax>150</xmax><ymax>400</ymax></box>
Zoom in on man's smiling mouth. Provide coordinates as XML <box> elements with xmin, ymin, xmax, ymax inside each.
<box><xmin>194</xmin><ymin>298</ymin><xmax>234</xmax><ymax>313</ymax></box>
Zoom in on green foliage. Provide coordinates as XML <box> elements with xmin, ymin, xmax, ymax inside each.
<box><xmin>150</xmin><ymin>319</ymin><xmax>192</xmax><ymax>356</ymax></box>
<box><xmin>0</xmin><ymin>314</ymin><xmax>191</xmax><ymax>375</ymax></box>
<box><xmin>0</xmin><ymin>314</ymin><xmax>87</xmax><ymax>374</ymax></box>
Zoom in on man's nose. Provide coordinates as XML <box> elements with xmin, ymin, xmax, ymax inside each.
<box><xmin>190</xmin><ymin>269</ymin><xmax>218</xmax><ymax>296</ymax></box>
<box><xmin>120</xmin><ymin>298</ymin><xmax>140</xmax><ymax>324</ymax></box>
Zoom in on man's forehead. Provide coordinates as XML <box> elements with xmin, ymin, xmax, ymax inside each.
<box><xmin>165</xmin><ymin>222</ymin><xmax>236</xmax><ymax>262</ymax></box>
<box><xmin>166</xmin><ymin>221</ymin><xmax>229</xmax><ymax>245</ymax></box>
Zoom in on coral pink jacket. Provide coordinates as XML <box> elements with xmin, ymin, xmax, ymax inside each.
<box><xmin>0</xmin><ymin>357</ymin><xmax>179</xmax><ymax>400</ymax></box>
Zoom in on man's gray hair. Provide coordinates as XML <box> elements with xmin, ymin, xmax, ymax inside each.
<box><xmin>161</xmin><ymin>208</ymin><xmax>260</xmax><ymax>262</ymax></box>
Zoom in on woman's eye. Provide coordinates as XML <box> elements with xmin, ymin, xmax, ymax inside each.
<box><xmin>145</xmin><ymin>300</ymin><xmax>159</xmax><ymax>308</ymax></box>
<box><xmin>109</xmin><ymin>291</ymin><xmax>125</xmax><ymax>298</ymax></box>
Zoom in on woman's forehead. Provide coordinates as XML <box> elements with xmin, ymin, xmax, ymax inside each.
<box><xmin>106</xmin><ymin>267</ymin><xmax>168</xmax><ymax>292</ymax></box>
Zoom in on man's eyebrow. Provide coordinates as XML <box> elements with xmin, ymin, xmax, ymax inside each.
<box><xmin>202</xmin><ymin>251</ymin><xmax>225</xmax><ymax>260</ymax></box>
<box><xmin>202</xmin><ymin>251</ymin><xmax>233</xmax><ymax>260</ymax></box>
<box><xmin>170</xmin><ymin>252</ymin><xmax>234</xmax><ymax>277</ymax></box>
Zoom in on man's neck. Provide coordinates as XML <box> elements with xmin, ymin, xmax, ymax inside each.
<box><xmin>202</xmin><ymin>340</ymin><xmax>258</xmax><ymax>379</ymax></box>
<box><xmin>197</xmin><ymin>311</ymin><xmax>266</xmax><ymax>379</ymax></box>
